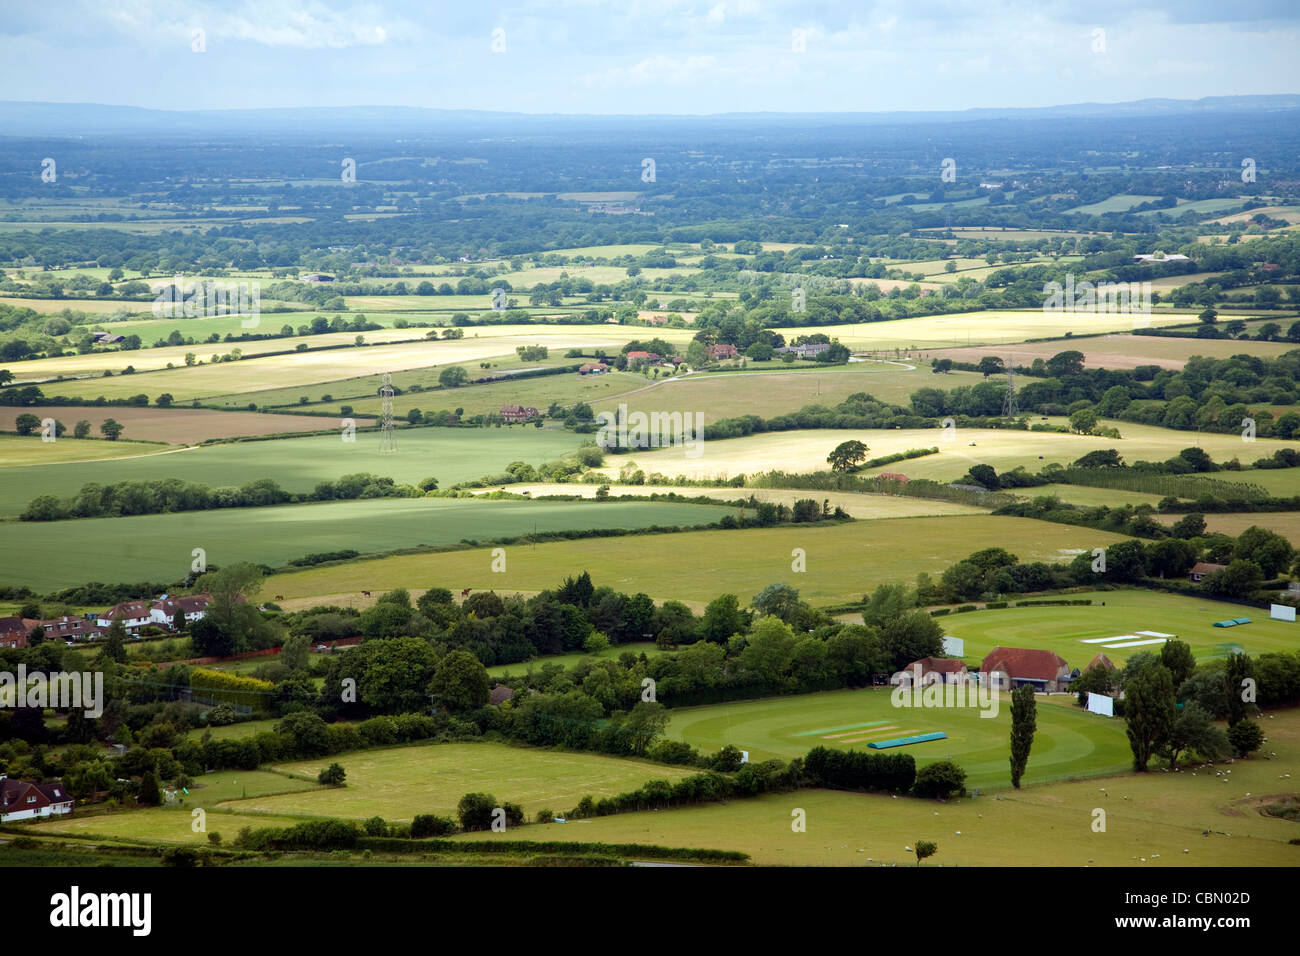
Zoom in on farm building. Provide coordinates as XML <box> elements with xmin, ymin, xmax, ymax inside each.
<box><xmin>1189</xmin><ymin>562</ymin><xmax>1226</xmax><ymax>582</ymax></box>
<box><xmin>980</xmin><ymin>647</ymin><xmax>1072</xmax><ymax>692</ymax></box>
<box><xmin>499</xmin><ymin>404</ymin><xmax>539</xmax><ymax>424</ymax></box>
<box><xmin>891</xmin><ymin>657</ymin><xmax>968</xmax><ymax>687</ymax></box>
<box><xmin>489</xmin><ymin>684</ymin><xmax>515</xmax><ymax>705</ymax></box>
<box><xmin>625</xmin><ymin>350</ymin><xmax>661</xmax><ymax>365</ymax></box>
<box><xmin>877</xmin><ymin>472</ymin><xmax>910</xmax><ymax>483</ymax></box>
<box><xmin>0</xmin><ymin>775</ymin><xmax>74</xmax><ymax>823</ymax></box>
<box><xmin>298</xmin><ymin>272</ymin><xmax>335</xmax><ymax>283</ymax></box>
<box><xmin>578</xmin><ymin>362</ymin><xmax>609</xmax><ymax>375</ymax></box>
<box><xmin>776</xmin><ymin>343</ymin><xmax>830</xmax><ymax>359</ymax></box>
<box><xmin>707</xmin><ymin>343</ymin><xmax>739</xmax><ymax>360</ymax></box>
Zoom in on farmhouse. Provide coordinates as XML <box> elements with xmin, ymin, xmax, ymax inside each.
<box><xmin>0</xmin><ymin>616</ymin><xmax>28</xmax><ymax>649</ymax></box>
<box><xmin>644</xmin><ymin>314</ymin><xmax>668</xmax><ymax>326</ymax></box>
<box><xmin>877</xmin><ymin>472</ymin><xmax>910</xmax><ymax>483</ymax></box>
<box><xmin>891</xmin><ymin>657</ymin><xmax>968</xmax><ymax>687</ymax></box>
<box><xmin>499</xmin><ymin>404</ymin><xmax>539</xmax><ymax>424</ymax></box>
<box><xmin>707</xmin><ymin>343</ymin><xmax>739</xmax><ymax>360</ymax></box>
<box><xmin>0</xmin><ymin>775</ymin><xmax>74</xmax><ymax>822</ymax></box>
<box><xmin>96</xmin><ymin>601</ymin><xmax>154</xmax><ymax>635</ymax></box>
<box><xmin>980</xmin><ymin>647</ymin><xmax>1072</xmax><ymax>692</ymax></box>
<box><xmin>1189</xmin><ymin>562</ymin><xmax>1227</xmax><ymax>582</ymax></box>
<box><xmin>625</xmin><ymin>350</ymin><xmax>660</xmax><ymax>365</ymax></box>
<box><xmin>578</xmin><ymin>362</ymin><xmax>609</xmax><ymax>375</ymax></box>
<box><xmin>776</xmin><ymin>343</ymin><xmax>831</xmax><ymax>359</ymax></box>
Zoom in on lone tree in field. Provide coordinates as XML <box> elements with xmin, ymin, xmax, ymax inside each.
<box><xmin>1125</xmin><ymin>662</ymin><xmax>1176</xmax><ymax>771</ymax></box>
<box><xmin>100</xmin><ymin>418</ymin><xmax>124</xmax><ymax>441</ymax></box>
<box><xmin>1009</xmin><ymin>684</ymin><xmax>1037</xmax><ymax>788</ymax></box>
<box><xmin>827</xmin><ymin>439</ymin><xmax>868</xmax><ymax>472</ymax></box>
<box><xmin>318</xmin><ymin>763</ymin><xmax>346</xmax><ymax>786</ymax></box>
<box><xmin>914</xmin><ymin>840</ymin><xmax>937</xmax><ymax>865</ymax></box>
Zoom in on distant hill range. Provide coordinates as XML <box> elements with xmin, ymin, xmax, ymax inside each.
<box><xmin>0</xmin><ymin>94</ymin><xmax>1297</xmax><ymax>137</ymax></box>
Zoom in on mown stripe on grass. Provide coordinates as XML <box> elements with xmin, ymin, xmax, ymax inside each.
<box><xmin>792</xmin><ymin>721</ymin><xmax>888</xmax><ymax>737</ymax></box>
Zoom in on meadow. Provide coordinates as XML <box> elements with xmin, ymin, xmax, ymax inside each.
<box><xmin>262</xmin><ymin>516</ymin><xmax>1132</xmax><ymax>609</ymax></box>
<box><xmin>1154</xmin><ymin>511</ymin><xmax>1300</xmax><ymax>544</ymax></box>
<box><xmin>0</xmin><ymin>433</ymin><xmax>162</xmax><ymax>465</ymax></box>
<box><xmin>0</xmin><ymin>426</ymin><xmax>582</xmax><ymax>517</ymax></box>
<box><xmin>938</xmin><ymin>588</ymin><xmax>1300</xmax><ymax>667</ymax></box>
<box><xmin>0</xmin><ymin>497</ymin><xmax>736</xmax><ymax>591</ymax></box>
<box><xmin>929</xmin><ymin>331</ymin><xmax>1300</xmax><ymax>371</ymax></box>
<box><xmin>238</xmin><ymin>741</ymin><xmax>698</xmax><ymax>821</ymax></box>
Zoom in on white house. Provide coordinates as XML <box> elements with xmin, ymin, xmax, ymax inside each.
<box><xmin>96</xmin><ymin>601</ymin><xmax>154</xmax><ymax>635</ymax></box>
<box><xmin>150</xmin><ymin>594</ymin><xmax>210</xmax><ymax>628</ymax></box>
<box><xmin>0</xmin><ymin>775</ymin><xmax>74</xmax><ymax>822</ymax></box>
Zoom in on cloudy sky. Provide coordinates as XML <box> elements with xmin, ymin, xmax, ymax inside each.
<box><xmin>2</xmin><ymin>0</ymin><xmax>1298</xmax><ymax>114</ymax></box>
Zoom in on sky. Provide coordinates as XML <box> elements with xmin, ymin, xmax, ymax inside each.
<box><xmin>1</xmin><ymin>0</ymin><xmax>1298</xmax><ymax>114</ymax></box>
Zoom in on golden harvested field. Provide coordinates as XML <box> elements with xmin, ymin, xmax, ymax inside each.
<box><xmin>927</xmin><ymin>331</ymin><xmax>1297</xmax><ymax>371</ymax></box>
<box><xmin>1155</xmin><ymin>511</ymin><xmax>1300</xmax><ymax>545</ymax></box>
<box><xmin>610</xmin><ymin>422</ymin><xmax>1300</xmax><ymax>483</ymax></box>
<box><xmin>36</xmin><ymin>325</ymin><xmax>694</xmax><ymax>401</ymax></box>
<box><xmin>0</xmin><ymin>406</ymin><xmax>368</xmax><ymax>444</ymax></box>
<box><xmin>768</xmin><ymin>309</ymin><xmax>1198</xmax><ymax>351</ymax></box>
<box><xmin>490</xmin><ymin>483</ymin><xmax>989</xmax><ymax>520</ymax></box>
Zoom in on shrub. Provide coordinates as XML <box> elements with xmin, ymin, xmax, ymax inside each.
<box><xmin>912</xmin><ymin>760</ymin><xmax>967</xmax><ymax>799</ymax></box>
<box><xmin>1227</xmin><ymin>719</ymin><xmax>1264</xmax><ymax>757</ymax></box>
<box><xmin>318</xmin><ymin>762</ymin><xmax>346</xmax><ymax>785</ymax></box>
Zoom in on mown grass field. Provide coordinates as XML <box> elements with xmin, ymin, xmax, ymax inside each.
<box><xmin>938</xmin><ymin>588</ymin><xmax>1300</xmax><ymax>667</ymax></box>
<box><xmin>263</xmin><ymin>516</ymin><xmax>1131</xmax><ymax>608</ymax></box>
<box><xmin>486</xmin><ymin>641</ymin><xmax>667</xmax><ymax>677</ymax></box>
<box><xmin>613</xmin><ymin>422</ymin><xmax>1300</xmax><ymax>485</ymax></box>
<box><xmin>455</xmin><ymin>705</ymin><xmax>1299</xmax><ymax>865</ymax></box>
<box><xmin>661</xmin><ymin>686</ymin><xmax>1133</xmax><ymax>792</ymax></box>
<box><xmin>237</xmin><ymin>742</ymin><xmax>698</xmax><ymax>821</ymax></box>
<box><xmin>0</xmin><ymin>426</ymin><xmax>582</xmax><ymax>517</ymax></box>
<box><xmin>0</xmin><ymin>497</ymin><xmax>735</xmax><ymax>591</ymax></box>
<box><xmin>1</xmin><ymin>406</ymin><xmax>360</xmax><ymax>444</ymax></box>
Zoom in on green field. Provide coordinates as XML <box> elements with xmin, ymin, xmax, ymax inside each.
<box><xmin>235</xmin><ymin>741</ymin><xmax>697</xmax><ymax>820</ymax></box>
<box><xmin>1067</xmin><ymin>194</ymin><xmax>1162</xmax><ymax>215</ymax></box>
<box><xmin>0</xmin><ymin>433</ymin><xmax>162</xmax><ymax>465</ymax></box>
<box><xmin>939</xmin><ymin>588</ymin><xmax>1300</xmax><ymax>668</ymax></box>
<box><xmin>0</xmin><ymin>497</ymin><xmax>736</xmax><ymax>591</ymax></box>
<box><xmin>0</xmin><ymin>426</ymin><xmax>581</xmax><ymax>517</ymax></box>
<box><xmin>454</xmin><ymin>714</ymin><xmax>1299</xmax><ymax>866</ymax></box>
<box><xmin>486</xmin><ymin>641</ymin><xmax>667</xmax><ymax>677</ymax></box>
<box><xmin>661</xmin><ymin>686</ymin><xmax>1132</xmax><ymax>793</ymax></box>
<box><xmin>264</xmin><ymin>516</ymin><xmax>1132</xmax><ymax>608</ymax></box>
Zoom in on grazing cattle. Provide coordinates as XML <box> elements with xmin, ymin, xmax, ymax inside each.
<box><xmin>275</xmin><ymin>595</ymin><xmax>284</xmax><ymax>601</ymax></box>
<box><xmin>361</xmin><ymin>590</ymin><xmax>372</xmax><ymax>597</ymax></box>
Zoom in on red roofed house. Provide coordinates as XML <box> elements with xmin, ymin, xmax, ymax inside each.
<box><xmin>1189</xmin><ymin>562</ymin><xmax>1226</xmax><ymax>583</ymax></box>
<box><xmin>23</xmin><ymin>616</ymin><xmax>105</xmax><ymax>644</ymax></box>
<box><xmin>878</xmin><ymin>472</ymin><xmax>911</xmax><ymax>483</ymax></box>
<box><xmin>151</xmin><ymin>594</ymin><xmax>210</xmax><ymax>629</ymax></box>
<box><xmin>707</xmin><ymin>343</ymin><xmax>739</xmax><ymax>360</ymax></box>
<box><xmin>1084</xmin><ymin>653</ymin><xmax>1117</xmax><ymax>673</ymax></box>
<box><xmin>980</xmin><ymin>647</ymin><xmax>1072</xmax><ymax>692</ymax></box>
<box><xmin>645</xmin><ymin>314</ymin><xmax>668</xmax><ymax>326</ymax></box>
<box><xmin>96</xmin><ymin>601</ymin><xmax>154</xmax><ymax>635</ymax></box>
<box><xmin>499</xmin><ymin>404</ymin><xmax>539</xmax><ymax>424</ymax></box>
<box><xmin>625</xmin><ymin>350</ymin><xmax>660</xmax><ymax>366</ymax></box>
<box><xmin>891</xmin><ymin>657</ymin><xmax>968</xmax><ymax>687</ymax></box>
<box><xmin>578</xmin><ymin>362</ymin><xmax>609</xmax><ymax>375</ymax></box>
<box><xmin>0</xmin><ymin>775</ymin><xmax>74</xmax><ymax>822</ymax></box>
<box><xmin>0</xmin><ymin>616</ymin><xmax>28</xmax><ymax>649</ymax></box>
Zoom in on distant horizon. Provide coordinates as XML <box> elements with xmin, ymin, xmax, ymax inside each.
<box><xmin>2</xmin><ymin>1</ymin><xmax>1298</xmax><ymax>114</ymax></box>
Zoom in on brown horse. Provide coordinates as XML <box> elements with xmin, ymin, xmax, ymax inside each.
<box><xmin>460</xmin><ymin>587</ymin><xmax>472</xmax><ymax>597</ymax></box>
<box><xmin>275</xmin><ymin>594</ymin><xmax>284</xmax><ymax>601</ymax></box>
<box><xmin>361</xmin><ymin>590</ymin><xmax>372</xmax><ymax>597</ymax></box>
